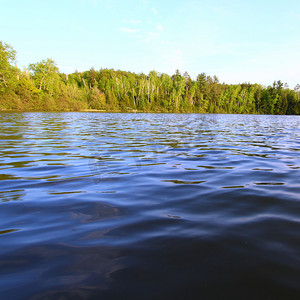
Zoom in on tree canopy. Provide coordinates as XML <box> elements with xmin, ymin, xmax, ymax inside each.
<box><xmin>1</xmin><ymin>41</ymin><xmax>300</xmax><ymax>114</ymax></box>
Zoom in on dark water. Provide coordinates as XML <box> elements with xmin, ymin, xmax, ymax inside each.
<box><xmin>0</xmin><ymin>112</ymin><xmax>299</xmax><ymax>300</ymax></box>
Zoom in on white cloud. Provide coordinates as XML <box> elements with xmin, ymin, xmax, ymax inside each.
<box><xmin>148</xmin><ymin>32</ymin><xmax>158</xmax><ymax>37</ymax></box>
<box><xmin>123</xmin><ymin>19</ymin><xmax>142</xmax><ymax>24</ymax></box>
<box><xmin>129</xmin><ymin>19</ymin><xmax>141</xmax><ymax>24</ymax></box>
<box><xmin>157</xmin><ymin>24</ymin><xmax>163</xmax><ymax>31</ymax></box>
<box><xmin>120</xmin><ymin>27</ymin><xmax>139</xmax><ymax>34</ymax></box>
<box><xmin>152</xmin><ymin>7</ymin><xmax>159</xmax><ymax>15</ymax></box>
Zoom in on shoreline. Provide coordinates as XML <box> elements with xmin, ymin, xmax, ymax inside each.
<box><xmin>0</xmin><ymin>109</ymin><xmax>293</xmax><ymax>116</ymax></box>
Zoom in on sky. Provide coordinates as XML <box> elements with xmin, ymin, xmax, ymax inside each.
<box><xmin>1</xmin><ymin>0</ymin><xmax>300</xmax><ymax>87</ymax></box>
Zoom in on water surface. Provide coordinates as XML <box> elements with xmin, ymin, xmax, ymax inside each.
<box><xmin>0</xmin><ymin>112</ymin><xmax>299</xmax><ymax>299</ymax></box>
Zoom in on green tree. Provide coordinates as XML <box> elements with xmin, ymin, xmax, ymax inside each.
<box><xmin>29</xmin><ymin>59</ymin><xmax>61</xmax><ymax>96</ymax></box>
<box><xmin>89</xmin><ymin>86</ymin><xmax>106</xmax><ymax>110</ymax></box>
<box><xmin>0</xmin><ymin>41</ymin><xmax>19</xmax><ymax>94</ymax></box>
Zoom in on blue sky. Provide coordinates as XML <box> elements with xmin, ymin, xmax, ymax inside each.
<box><xmin>1</xmin><ymin>0</ymin><xmax>300</xmax><ymax>87</ymax></box>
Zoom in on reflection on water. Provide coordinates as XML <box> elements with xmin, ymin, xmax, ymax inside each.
<box><xmin>0</xmin><ymin>112</ymin><xmax>300</xmax><ymax>299</ymax></box>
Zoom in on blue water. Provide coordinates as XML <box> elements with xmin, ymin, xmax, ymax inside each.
<box><xmin>0</xmin><ymin>112</ymin><xmax>299</xmax><ymax>299</ymax></box>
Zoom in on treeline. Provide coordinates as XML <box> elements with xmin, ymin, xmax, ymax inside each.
<box><xmin>1</xmin><ymin>41</ymin><xmax>300</xmax><ymax>114</ymax></box>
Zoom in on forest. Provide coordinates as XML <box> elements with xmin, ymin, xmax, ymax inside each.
<box><xmin>1</xmin><ymin>41</ymin><xmax>300</xmax><ymax>114</ymax></box>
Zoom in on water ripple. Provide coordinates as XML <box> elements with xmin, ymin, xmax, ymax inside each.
<box><xmin>0</xmin><ymin>112</ymin><xmax>300</xmax><ymax>299</ymax></box>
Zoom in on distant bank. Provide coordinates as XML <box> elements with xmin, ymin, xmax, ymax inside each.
<box><xmin>1</xmin><ymin>41</ymin><xmax>300</xmax><ymax>115</ymax></box>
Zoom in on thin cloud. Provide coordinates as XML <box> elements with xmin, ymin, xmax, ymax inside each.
<box><xmin>152</xmin><ymin>7</ymin><xmax>159</xmax><ymax>15</ymax></box>
<box><xmin>148</xmin><ymin>32</ymin><xmax>158</xmax><ymax>37</ymax></box>
<box><xmin>129</xmin><ymin>19</ymin><xmax>141</xmax><ymax>24</ymax></box>
<box><xmin>120</xmin><ymin>27</ymin><xmax>140</xmax><ymax>34</ymax></box>
<box><xmin>157</xmin><ymin>24</ymin><xmax>163</xmax><ymax>31</ymax></box>
<box><xmin>123</xmin><ymin>19</ymin><xmax>142</xmax><ymax>24</ymax></box>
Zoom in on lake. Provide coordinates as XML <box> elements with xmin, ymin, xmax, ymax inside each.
<box><xmin>0</xmin><ymin>112</ymin><xmax>299</xmax><ymax>299</ymax></box>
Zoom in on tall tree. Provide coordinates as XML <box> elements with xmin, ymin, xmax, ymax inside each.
<box><xmin>0</xmin><ymin>41</ymin><xmax>19</xmax><ymax>93</ymax></box>
<box><xmin>29</xmin><ymin>59</ymin><xmax>61</xmax><ymax>95</ymax></box>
